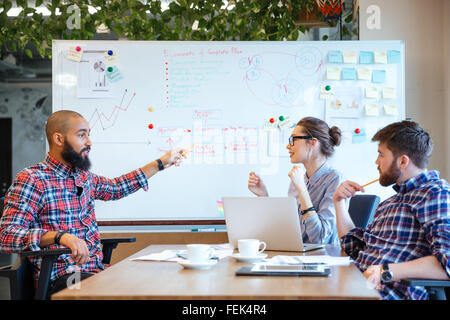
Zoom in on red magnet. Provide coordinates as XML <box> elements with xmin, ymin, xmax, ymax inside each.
<box><xmin>148</xmin><ymin>124</ymin><xmax>154</xmax><ymax>129</ymax></box>
<box><xmin>355</xmin><ymin>128</ymin><xmax>360</xmax><ymax>134</ymax></box>
<box><xmin>269</xmin><ymin>118</ymin><xmax>275</xmax><ymax>123</ymax></box>
<box><xmin>75</xmin><ymin>46</ymin><xmax>81</xmax><ymax>52</ymax></box>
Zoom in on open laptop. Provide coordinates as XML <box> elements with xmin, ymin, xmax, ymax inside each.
<box><xmin>222</xmin><ymin>197</ymin><xmax>325</xmax><ymax>252</ymax></box>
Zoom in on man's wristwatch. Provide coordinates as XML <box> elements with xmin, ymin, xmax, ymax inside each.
<box><xmin>54</xmin><ymin>231</ymin><xmax>67</xmax><ymax>245</ymax></box>
<box><xmin>381</xmin><ymin>263</ymin><xmax>393</xmax><ymax>284</ymax></box>
<box><xmin>156</xmin><ymin>158</ymin><xmax>164</xmax><ymax>171</ymax></box>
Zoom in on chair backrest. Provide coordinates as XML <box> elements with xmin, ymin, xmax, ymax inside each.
<box><xmin>348</xmin><ymin>194</ymin><xmax>380</xmax><ymax>229</ymax></box>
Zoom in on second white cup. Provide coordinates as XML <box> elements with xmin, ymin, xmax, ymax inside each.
<box><xmin>186</xmin><ymin>244</ymin><xmax>212</xmax><ymax>263</ymax></box>
<box><xmin>238</xmin><ymin>239</ymin><xmax>266</xmax><ymax>257</ymax></box>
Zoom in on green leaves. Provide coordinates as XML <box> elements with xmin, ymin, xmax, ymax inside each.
<box><xmin>1</xmin><ymin>0</ymin><xmax>355</xmax><ymax>59</ymax></box>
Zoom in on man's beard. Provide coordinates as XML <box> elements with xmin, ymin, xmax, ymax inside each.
<box><xmin>379</xmin><ymin>159</ymin><xmax>401</xmax><ymax>187</ymax></box>
<box><xmin>61</xmin><ymin>141</ymin><xmax>91</xmax><ymax>171</ymax></box>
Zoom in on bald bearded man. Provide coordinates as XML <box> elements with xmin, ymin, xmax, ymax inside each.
<box><xmin>0</xmin><ymin>110</ymin><xmax>186</xmax><ymax>296</ymax></box>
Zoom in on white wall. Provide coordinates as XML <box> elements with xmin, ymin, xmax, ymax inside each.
<box><xmin>360</xmin><ymin>0</ymin><xmax>449</xmax><ymax>180</ymax></box>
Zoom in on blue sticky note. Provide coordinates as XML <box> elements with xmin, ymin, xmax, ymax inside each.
<box><xmin>342</xmin><ymin>68</ymin><xmax>357</xmax><ymax>80</ymax></box>
<box><xmin>372</xmin><ymin>70</ymin><xmax>386</xmax><ymax>84</ymax></box>
<box><xmin>352</xmin><ymin>129</ymin><xmax>367</xmax><ymax>144</ymax></box>
<box><xmin>387</xmin><ymin>50</ymin><xmax>401</xmax><ymax>64</ymax></box>
<box><xmin>359</xmin><ymin>51</ymin><xmax>374</xmax><ymax>64</ymax></box>
<box><xmin>328</xmin><ymin>50</ymin><xmax>343</xmax><ymax>63</ymax></box>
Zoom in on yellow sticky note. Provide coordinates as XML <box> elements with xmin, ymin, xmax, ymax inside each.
<box><xmin>365</xmin><ymin>87</ymin><xmax>379</xmax><ymax>99</ymax></box>
<box><xmin>382</xmin><ymin>87</ymin><xmax>396</xmax><ymax>99</ymax></box>
<box><xmin>384</xmin><ymin>104</ymin><xmax>399</xmax><ymax>116</ymax></box>
<box><xmin>326</xmin><ymin>67</ymin><xmax>341</xmax><ymax>80</ymax></box>
<box><xmin>104</xmin><ymin>50</ymin><xmax>119</xmax><ymax>64</ymax></box>
<box><xmin>374</xmin><ymin>51</ymin><xmax>388</xmax><ymax>64</ymax></box>
<box><xmin>357</xmin><ymin>68</ymin><xmax>371</xmax><ymax>80</ymax></box>
<box><xmin>343</xmin><ymin>51</ymin><xmax>357</xmax><ymax>64</ymax></box>
<box><xmin>365</xmin><ymin>103</ymin><xmax>379</xmax><ymax>116</ymax></box>
<box><xmin>66</xmin><ymin>46</ymin><xmax>83</xmax><ymax>62</ymax></box>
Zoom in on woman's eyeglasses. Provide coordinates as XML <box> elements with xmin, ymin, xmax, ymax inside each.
<box><xmin>288</xmin><ymin>135</ymin><xmax>313</xmax><ymax>146</ymax></box>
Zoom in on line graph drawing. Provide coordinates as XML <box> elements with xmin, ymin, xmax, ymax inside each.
<box><xmin>88</xmin><ymin>89</ymin><xmax>136</xmax><ymax>131</ymax></box>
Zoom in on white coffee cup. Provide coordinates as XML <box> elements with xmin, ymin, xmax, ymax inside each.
<box><xmin>238</xmin><ymin>239</ymin><xmax>266</xmax><ymax>257</ymax></box>
<box><xmin>186</xmin><ymin>244</ymin><xmax>212</xmax><ymax>263</ymax></box>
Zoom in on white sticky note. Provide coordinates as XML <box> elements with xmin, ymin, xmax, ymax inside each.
<box><xmin>66</xmin><ymin>46</ymin><xmax>83</xmax><ymax>62</ymax></box>
<box><xmin>319</xmin><ymin>93</ymin><xmax>334</xmax><ymax>100</ymax></box>
<box><xmin>278</xmin><ymin>116</ymin><xmax>293</xmax><ymax>130</ymax></box>
<box><xmin>320</xmin><ymin>85</ymin><xmax>335</xmax><ymax>94</ymax></box>
<box><xmin>382</xmin><ymin>87</ymin><xmax>396</xmax><ymax>99</ymax></box>
<box><xmin>365</xmin><ymin>103</ymin><xmax>379</xmax><ymax>116</ymax></box>
<box><xmin>343</xmin><ymin>51</ymin><xmax>357</xmax><ymax>64</ymax></box>
<box><xmin>374</xmin><ymin>51</ymin><xmax>388</xmax><ymax>64</ymax></box>
<box><xmin>357</xmin><ymin>68</ymin><xmax>371</xmax><ymax>80</ymax></box>
<box><xmin>104</xmin><ymin>50</ymin><xmax>119</xmax><ymax>64</ymax></box>
<box><xmin>384</xmin><ymin>104</ymin><xmax>399</xmax><ymax>116</ymax></box>
<box><xmin>365</xmin><ymin>87</ymin><xmax>379</xmax><ymax>99</ymax></box>
<box><xmin>326</xmin><ymin>67</ymin><xmax>341</xmax><ymax>80</ymax></box>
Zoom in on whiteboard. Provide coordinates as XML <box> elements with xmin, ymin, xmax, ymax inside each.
<box><xmin>52</xmin><ymin>40</ymin><xmax>405</xmax><ymax>222</ymax></box>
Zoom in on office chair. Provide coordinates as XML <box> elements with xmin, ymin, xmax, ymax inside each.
<box><xmin>348</xmin><ymin>194</ymin><xmax>380</xmax><ymax>229</ymax></box>
<box><xmin>0</xmin><ymin>201</ymin><xmax>136</xmax><ymax>299</ymax></box>
<box><xmin>347</xmin><ymin>194</ymin><xmax>449</xmax><ymax>300</ymax></box>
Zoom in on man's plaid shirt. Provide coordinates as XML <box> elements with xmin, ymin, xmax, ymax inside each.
<box><xmin>0</xmin><ymin>154</ymin><xmax>148</xmax><ymax>283</ymax></box>
<box><xmin>341</xmin><ymin>171</ymin><xmax>450</xmax><ymax>299</ymax></box>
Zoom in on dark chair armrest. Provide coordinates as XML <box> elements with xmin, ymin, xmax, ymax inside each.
<box><xmin>19</xmin><ymin>248</ymin><xmax>72</xmax><ymax>258</ymax></box>
<box><xmin>100</xmin><ymin>237</ymin><xmax>136</xmax><ymax>265</ymax></box>
<box><xmin>101</xmin><ymin>237</ymin><xmax>136</xmax><ymax>244</ymax></box>
<box><xmin>400</xmin><ymin>278</ymin><xmax>450</xmax><ymax>287</ymax></box>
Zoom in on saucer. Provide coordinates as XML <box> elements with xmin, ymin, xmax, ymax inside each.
<box><xmin>178</xmin><ymin>259</ymin><xmax>217</xmax><ymax>270</ymax></box>
<box><xmin>231</xmin><ymin>253</ymin><xmax>268</xmax><ymax>263</ymax></box>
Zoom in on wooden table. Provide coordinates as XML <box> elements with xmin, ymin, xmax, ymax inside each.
<box><xmin>52</xmin><ymin>244</ymin><xmax>380</xmax><ymax>300</ymax></box>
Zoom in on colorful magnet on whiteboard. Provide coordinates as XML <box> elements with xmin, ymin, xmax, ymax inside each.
<box><xmin>76</xmin><ymin>46</ymin><xmax>81</xmax><ymax>52</ymax></box>
<box><xmin>355</xmin><ymin>128</ymin><xmax>360</xmax><ymax>134</ymax></box>
<box><xmin>279</xmin><ymin>116</ymin><xmax>285</xmax><ymax>121</ymax></box>
<box><xmin>269</xmin><ymin>118</ymin><xmax>275</xmax><ymax>123</ymax></box>
<box><xmin>107</xmin><ymin>66</ymin><xmax>113</xmax><ymax>72</ymax></box>
<box><xmin>325</xmin><ymin>85</ymin><xmax>331</xmax><ymax>91</ymax></box>
<box><xmin>148</xmin><ymin>124</ymin><xmax>154</xmax><ymax>129</ymax></box>
<box><xmin>148</xmin><ymin>107</ymin><xmax>154</xmax><ymax>112</ymax></box>
<box><xmin>108</xmin><ymin>50</ymin><xmax>113</xmax><ymax>56</ymax></box>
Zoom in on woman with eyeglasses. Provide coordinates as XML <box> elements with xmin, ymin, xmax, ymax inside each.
<box><xmin>248</xmin><ymin>117</ymin><xmax>343</xmax><ymax>244</ymax></box>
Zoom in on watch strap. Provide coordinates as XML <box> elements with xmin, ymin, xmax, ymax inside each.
<box><xmin>54</xmin><ymin>231</ymin><xmax>67</xmax><ymax>245</ymax></box>
<box><xmin>301</xmin><ymin>206</ymin><xmax>316</xmax><ymax>215</ymax></box>
<box><xmin>156</xmin><ymin>158</ymin><xmax>164</xmax><ymax>171</ymax></box>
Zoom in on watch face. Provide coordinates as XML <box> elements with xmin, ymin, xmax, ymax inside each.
<box><xmin>382</xmin><ymin>270</ymin><xmax>393</xmax><ymax>282</ymax></box>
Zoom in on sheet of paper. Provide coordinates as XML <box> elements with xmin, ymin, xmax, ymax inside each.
<box><xmin>374</xmin><ymin>51</ymin><xmax>388</xmax><ymax>64</ymax></box>
<box><xmin>365</xmin><ymin>103</ymin><xmax>379</xmax><ymax>116</ymax></box>
<box><xmin>357</xmin><ymin>68</ymin><xmax>371</xmax><ymax>80</ymax></box>
<box><xmin>342</xmin><ymin>68</ymin><xmax>357</xmax><ymax>80</ymax></box>
<box><xmin>328</xmin><ymin>50</ymin><xmax>343</xmax><ymax>63</ymax></box>
<box><xmin>131</xmin><ymin>246</ymin><xmax>233</xmax><ymax>262</ymax></box>
<box><xmin>384</xmin><ymin>104</ymin><xmax>399</xmax><ymax>116</ymax></box>
<box><xmin>266</xmin><ymin>255</ymin><xmax>352</xmax><ymax>266</ymax></box>
<box><xmin>326</xmin><ymin>67</ymin><xmax>341</xmax><ymax>80</ymax></box>
<box><xmin>387</xmin><ymin>50</ymin><xmax>401</xmax><ymax>64</ymax></box>
<box><xmin>343</xmin><ymin>51</ymin><xmax>357</xmax><ymax>64</ymax></box>
<box><xmin>77</xmin><ymin>50</ymin><xmax>112</xmax><ymax>98</ymax></box>
<box><xmin>372</xmin><ymin>70</ymin><xmax>386</xmax><ymax>84</ymax></box>
<box><xmin>66</xmin><ymin>46</ymin><xmax>83</xmax><ymax>62</ymax></box>
<box><xmin>359</xmin><ymin>51</ymin><xmax>374</xmax><ymax>64</ymax></box>
<box><xmin>365</xmin><ymin>87</ymin><xmax>379</xmax><ymax>99</ymax></box>
<box><xmin>382</xmin><ymin>87</ymin><xmax>396</xmax><ymax>99</ymax></box>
